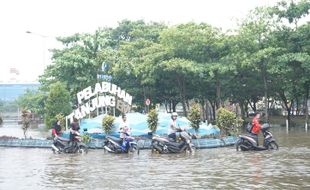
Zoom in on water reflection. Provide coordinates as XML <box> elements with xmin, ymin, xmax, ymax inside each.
<box><xmin>0</xmin><ymin>127</ymin><xmax>310</xmax><ymax>189</ymax></box>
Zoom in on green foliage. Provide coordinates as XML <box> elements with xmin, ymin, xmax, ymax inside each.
<box><xmin>216</xmin><ymin>108</ymin><xmax>243</xmax><ymax>136</ymax></box>
<box><xmin>270</xmin><ymin>0</ymin><xmax>310</xmax><ymax>25</ymax></box>
<box><xmin>44</xmin><ymin>82</ymin><xmax>71</xmax><ymax>129</ymax></box>
<box><xmin>0</xmin><ymin>100</ymin><xmax>19</xmax><ymax>113</ymax></box>
<box><xmin>0</xmin><ymin>116</ymin><xmax>3</xmax><ymax>125</ymax></box>
<box><xmin>55</xmin><ymin>113</ymin><xmax>65</xmax><ymax>127</ymax></box>
<box><xmin>16</xmin><ymin>90</ymin><xmax>46</xmax><ymax>117</ymax></box>
<box><xmin>102</xmin><ymin>115</ymin><xmax>115</xmax><ymax>134</ymax></box>
<box><xmin>188</xmin><ymin>103</ymin><xmax>201</xmax><ymax>131</ymax></box>
<box><xmin>147</xmin><ymin>109</ymin><xmax>158</xmax><ymax>132</ymax></box>
<box><xmin>36</xmin><ymin>2</ymin><xmax>310</xmax><ymax>123</ymax></box>
<box><xmin>80</xmin><ymin>133</ymin><xmax>91</xmax><ymax>144</ymax></box>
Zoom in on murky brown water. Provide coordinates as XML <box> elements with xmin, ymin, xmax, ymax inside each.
<box><xmin>0</xmin><ymin>125</ymin><xmax>309</xmax><ymax>190</ymax></box>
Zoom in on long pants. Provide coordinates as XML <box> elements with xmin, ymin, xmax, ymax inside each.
<box><xmin>250</xmin><ymin>133</ymin><xmax>259</xmax><ymax>146</ymax></box>
<box><xmin>168</xmin><ymin>133</ymin><xmax>176</xmax><ymax>141</ymax></box>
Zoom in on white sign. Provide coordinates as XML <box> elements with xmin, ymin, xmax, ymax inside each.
<box><xmin>66</xmin><ymin>82</ymin><xmax>133</xmax><ymax>122</ymax></box>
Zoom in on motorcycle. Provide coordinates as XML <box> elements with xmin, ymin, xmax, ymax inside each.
<box><xmin>103</xmin><ymin>132</ymin><xmax>139</xmax><ymax>154</ymax></box>
<box><xmin>151</xmin><ymin>128</ymin><xmax>195</xmax><ymax>154</ymax></box>
<box><xmin>236</xmin><ymin>123</ymin><xmax>279</xmax><ymax>151</ymax></box>
<box><xmin>51</xmin><ymin>134</ymin><xmax>88</xmax><ymax>154</ymax></box>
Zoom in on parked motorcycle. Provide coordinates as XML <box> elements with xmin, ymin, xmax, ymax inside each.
<box><xmin>236</xmin><ymin>124</ymin><xmax>279</xmax><ymax>151</ymax></box>
<box><xmin>151</xmin><ymin>129</ymin><xmax>195</xmax><ymax>154</ymax></box>
<box><xmin>51</xmin><ymin>135</ymin><xmax>88</xmax><ymax>154</ymax></box>
<box><xmin>103</xmin><ymin>133</ymin><xmax>139</xmax><ymax>154</ymax></box>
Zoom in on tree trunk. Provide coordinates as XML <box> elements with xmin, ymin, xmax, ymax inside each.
<box><xmin>295</xmin><ymin>97</ymin><xmax>300</xmax><ymax>115</ymax></box>
<box><xmin>279</xmin><ymin>90</ymin><xmax>292</xmax><ymax>127</ymax></box>
<box><xmin>262</xmin><ymin>72</ymin><xmax>269</xmax><ymax>122</ymax></box>
<box><xmin>200</xmin><ymin>98</ymin><xmax>206</xmax><ymax>122</ymax></box>
<box><xmin>176</xmin><ymin>75</ymin><xmax>187</xmax><ymax>116</ymax></box>
<box><xmin>186</xmin><ymin>99</ymin><xmax>190</xmax><ymax>112</ymax></box>
<box><xmin>210</xmin><ymin>100</ymin><xmax>216</xmax><ymax>122</ymax></box>
<box><xmin>216</xmin><ymin>75</ymin><xmax>221</xmax><ymax>109</ymax></box>
<box><xmin>244</xmin><ymin>101</ymin><xmax>249</xmax><ymax>118</ymax></box>
<box><xmin>304</xmin><ymin>84</ymin><xmax>309</xmax><ymax>129</ymax></box>
<box><xmin>143</xmin><ymin>86</ymin><xmax>147</xmax><ymax>113</ymax></box>
<box><xmin>172</xmin><ymin>101</ymin><xmax>177</xmax><ymax>112</ymax></box>
<box><xmin>23</xmin><ymin>129</ymin><xmax>27</xmax><ymax>139</ymax></box>
<box><xmin>205</xmin><ymin>100</ymin><xmax>211</xmax><ymax>122</ymax></box>
<box><xmin>164</xmin><ymin>100</ymin><xmax>168</xmax><ymax>113</ymax></box>
<box><xmin>239</xmin><ymin>100</ymin><xmax>245</xmax><ymax>120</ymax></box>
<box><xmin>247</xmin><ymin>99</ymin><xmax>257</xmax><ymax>113</ymax></box>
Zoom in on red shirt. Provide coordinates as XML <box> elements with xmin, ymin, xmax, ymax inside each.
<box><xmin>52</xmin><ymin>128</ymin><xmax>61</xmax><ymax>137</ymax></box>
<box><xmin>251</xmin><ymin>116</ymin><xmax>261</xmax><ymax>135</ymax></box>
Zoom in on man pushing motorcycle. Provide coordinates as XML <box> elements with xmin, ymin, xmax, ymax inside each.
<box><xmin>250</xmin><ymin>112</ymin><xmax>269</xmax><ymax>146</ymax></box>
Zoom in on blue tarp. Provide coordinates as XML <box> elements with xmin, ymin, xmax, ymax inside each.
<box><xmin>78</xmin><ymin>112</ymin><xmax>220</xmax><ymax>139</ymax></box>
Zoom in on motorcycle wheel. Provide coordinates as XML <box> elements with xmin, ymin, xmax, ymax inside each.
<box><xmin>235</xmin><ymin>139</ymin><xmax>242</xmax><ymax>151</ymax></box>
<box><xmin>129</xmin><ymin>144</ymin><xmax>139</xmax><ymax>155</ymax></box>
<box><xmin>185</xmin><ymin>145</ymin><xmax>195</xmax><ymax>154</ymax></box>
<box><xmin>78</xmin><ymin>145</ymin><xmax>88</xmax><ymax>154</ymax></box>
<box><xmin>267</xmin><ymin>141</ymin><xmax>279</xmax><ymax>151</ymax></box>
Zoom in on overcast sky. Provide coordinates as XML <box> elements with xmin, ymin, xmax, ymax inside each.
<box><xmin>0</xmin><ymin>0</ymin><xmax>278</xmax><ymax>83</ymax></box>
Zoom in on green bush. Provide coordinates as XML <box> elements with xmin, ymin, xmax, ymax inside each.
<box><xmin>216</xmin><ymin>108</ymin><xmax>243</xmax><ymax>136</ymax></box>
<box><xmin>147</xmin><ymin>109</ymin><xmax>158</xmax><ymax>132</ymax></box>
<box><xmin>188</xmin><ymin>103</ymin><xmax>201</xmax><ymax>131</ymax></box>
<box><xmin>102</xmin><ymin>115</ymin><xmax>115</xmax><ymax>134</ymax></box>
<box><xmin>80</xmin><ymin>133</ymin><xmax>91</xmax><ymax>144</ymax></box>
<box><xmin>0</xmin><ymin>116</ymin><xmax>3</xmax><ymax>125</ymax></box>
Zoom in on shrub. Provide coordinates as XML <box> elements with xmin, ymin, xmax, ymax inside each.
<box><xmin>216</xmin><ymin>108</ymin><xmax>243</xmax><ymax>136</ymax></box>
<box><xmin>188</xmin><ymin>103</ymin><xmax>201</xmax><ymax>132</ymax></box>
<box><xmin>80</xmin><ymin>133</ymin><xmax>91</xmax><ymax>144</ymax></box>
<box><xmin>102</xmin><ymin>115</ymin><xmax>115</xmax><ymax>134</ymax></box>
<box><xmin>0</xmin><ymin>116</ymin><xmax>3</xmax><ymax>125</ymax></box>
<box><xmin>147</xmin><ymin>109</ymin><xmax>158</xmax><ymax>132</ymax></box>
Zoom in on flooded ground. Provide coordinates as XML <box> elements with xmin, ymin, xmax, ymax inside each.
<box><xmin>0</xmin><ymin>124</ymin><xmax>309</xmax><ymax>189</ymax></box>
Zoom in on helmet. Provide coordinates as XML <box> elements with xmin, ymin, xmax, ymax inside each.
<box><xmin>171</xmin><ymin>112</ymin><xmax>178</xmax><ymax>118</ymax></box>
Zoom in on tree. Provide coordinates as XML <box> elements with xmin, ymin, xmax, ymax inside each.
<box><xmin>159</xmin><ymin>23</ymin><xmax>226</xmax><ymax>118</ymax></box>
<box><xmin>44</xmin><ymin>82</ymin><xmax>71</xmax><ymax>129</ymax></box>
<box><xmin>234</xmin><ymin>7</ymin><xmax>280</xmax><ymax>121</ymax></box>
<box><xmin>159</xmin><ymin>58</ymin><xmax>197</xmax><ymax>116</ymax></box>
<box><xmin>268</xmin><ymin>0</ymin><xmax>310</xmax><ymax>125</ymax></box>
<box><xmin>16</xmin><ymin>89</ymin><xmax>46</xmax><ymax>118</ymax></box>
<box><xmin>40</xmin><ymin>28</ymin><xmax>114</xmax><ymax>103</ymax></box>
<box><xmin>21</xmin><ymin>109</ymin><xmax>32</xmax><ymax>139</ymax></box>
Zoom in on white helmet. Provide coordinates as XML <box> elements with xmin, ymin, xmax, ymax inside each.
<box><xmin>171</xmin><ymin>112</ymin><xmax>178</xmax><ymax>117</ymax></box>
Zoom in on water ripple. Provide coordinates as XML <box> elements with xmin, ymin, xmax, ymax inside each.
<box><xmin>0</xmin><ymin>128</ymin><xmax>310</xmax><ymax>189</ymax></box>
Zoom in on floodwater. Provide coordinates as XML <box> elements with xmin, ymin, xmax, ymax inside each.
<box><xmin>0</xmin><ymin>124</ymin><xmax>309</xmax><ymax>189</ymax></box>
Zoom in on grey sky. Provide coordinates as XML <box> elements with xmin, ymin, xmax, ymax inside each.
<box><xmin>0</xmin><ymin>0</ymin><xmax>278</xmax><ymax>83</ymax></box>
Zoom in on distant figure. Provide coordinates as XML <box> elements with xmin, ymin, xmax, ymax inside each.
<box><xmin>168</xmin><ymin>112</ymin><xmax>179</xmax><ymax>141</ymax></box>
<box><xmin>119</xmin><ymin>114</ymin><xmax>131</xmax><ymax>140</ymax></box>
<box><xmin>70</xmin><ymin>118</ymin><xmax>80</xmax><ymax>142</ymax></box>
<box><xmin>52</xmin><ymin>119</ymin><xmax>62</xmax><ymax>139</ymax></box>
